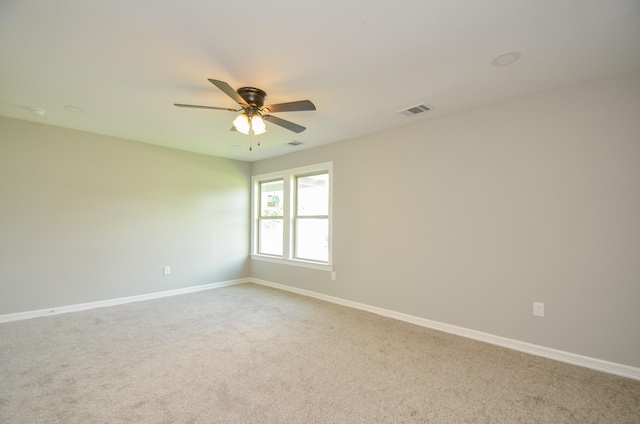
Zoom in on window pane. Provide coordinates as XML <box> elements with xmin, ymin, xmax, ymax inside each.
<box><xmin>295</xmin><ymin>218</ymin><xmax>328</xmax><ymax>262</ymax></box>
<box><xmin>259</xmin><ymin>219</ymin><xmax>283</xmax><ymax>256</ymax></box>
<box><xmin>261</xmin><ymin>180</ymin><xmax>283</xmax><ymax>217</ymax></box>
<box><xmin>297</xmin><ymin>173</ymin><xmax>328</xmax><ymax>216</ymax></box>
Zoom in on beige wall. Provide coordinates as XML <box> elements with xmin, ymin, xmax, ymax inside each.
<box><xmin>251</xmin><ymin>70</ymin><xmax>640</xmax><ymax>368</ymax></box>
<box><xmin>0</xmin><ymin>117</ymin><xmax>251</xmax><ymax>314</ymax></box>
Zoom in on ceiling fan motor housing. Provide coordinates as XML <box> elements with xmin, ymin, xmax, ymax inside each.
<box><xmin>237</xmin><ymin>87</ymin><xmax>267</xmax><ymax>108</ymax></box>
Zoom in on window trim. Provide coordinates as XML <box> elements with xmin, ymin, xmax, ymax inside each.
<box><xmin>251</xmin><ymin>162</ymin><xmax>333</xmax><ymax>271</ymax></box>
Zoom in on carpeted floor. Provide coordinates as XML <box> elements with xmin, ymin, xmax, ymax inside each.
<box><xmin>1</xmin><ymin>283</ymin><xmax>639</xmax><ymax>423</ymax></box>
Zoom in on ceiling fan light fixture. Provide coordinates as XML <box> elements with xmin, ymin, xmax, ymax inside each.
<box><xmin>233</xmin><ymin>113</ymin><xmax>250</xmax><ymax>135</ymax></box>
<box><xmin>251</xmin><ymin>115</ymin><xmax>267</xmax><ymax>135</ymax></box>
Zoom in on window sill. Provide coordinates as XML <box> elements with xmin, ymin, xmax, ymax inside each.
<box><xmin>250</xmin><ymin>254</ymin><xmax>333</xmax><ymax>271</ymax></box>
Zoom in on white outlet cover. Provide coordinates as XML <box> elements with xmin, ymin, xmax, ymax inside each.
<box><xmin>533</xmin><ymin>302</ymin><xmax>544</xmax><ymax>317</ymax></box>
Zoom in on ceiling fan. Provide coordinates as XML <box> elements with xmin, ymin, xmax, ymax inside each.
<box><xmin>174</xmin><ymin>79</ymin><xmax>316</xmax><ymax>136</ymax></box>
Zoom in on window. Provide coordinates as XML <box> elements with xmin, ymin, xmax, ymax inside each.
<box><xmin>295</xmin><ymin>172</ymin><xmax>329</xmax><ymax>262</ymax></box>
<box><xmin>258</xmin><ymin>179</ymin><xmax>284</xmax><ymax>256</ymax></box>
<box><xmin>251</xmin><ymin>162</ymin><xmax>332</xmax><ymax>270</ymax></box>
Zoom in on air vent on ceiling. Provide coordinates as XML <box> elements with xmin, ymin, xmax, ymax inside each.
<box><xmin>398</xmin><ymin>103</ymin><xmax>430</xmax><ymax>117</ymax></box>
<box><xmin>287</xmin><ymin>141</ymin><xmax>304</xmax><ymax>146</ymax></box>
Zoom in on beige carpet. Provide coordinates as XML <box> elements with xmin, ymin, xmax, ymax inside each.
<box><xmin>1</xmin><ymin>283</ymin><xmax>638</xmax><ymax>423</ymax></box>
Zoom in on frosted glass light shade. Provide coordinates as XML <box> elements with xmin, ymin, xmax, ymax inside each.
<box><xmin>251</xmin><ymin>115</ymin><xmax>267</xmax><ymax>135</ymax></box>
<box><xmin>233</xmin><ymin>114</ymin><xmax>250</xmax><ymax>135</ymax></box>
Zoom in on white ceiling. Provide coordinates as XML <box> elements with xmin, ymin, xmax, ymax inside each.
<box><xmin>1</xmin><ymin>1</ymin><xmax>639</xmax><ymax>162</ymax></box>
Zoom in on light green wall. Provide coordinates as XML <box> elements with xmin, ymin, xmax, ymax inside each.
<box><xmin>0</xmin><ymin>117</ymin><xmax>251</xmax><ymax>314</ymax></box>
<box><xmin>251</xmin><ymin>70</ymin><xmax>640</xmax><ymax>368</ymax></box>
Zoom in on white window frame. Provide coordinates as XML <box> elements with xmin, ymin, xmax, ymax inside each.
<box><xmin>251</xmin><ymin>162</ymin><xmax>333</xmax><ymax>271</ymax></box>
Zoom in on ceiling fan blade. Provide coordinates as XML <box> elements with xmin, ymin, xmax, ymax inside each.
<box><xmin>263</xmin><ymin>100</ymin><xmax>316</xmax><ymax>113</ymax></box>
<box><xmin>174</xmin><ymin>103</ymin><xmax>239</xmax><ymax>111</ymax></box>
<box><xmin>208</xmin><ymin>79</ymin><xmax>248</xmax><ymax>106</ymax></box>
<box><xmin>264</xmin><ymin>115</ymin><xmax>306</xmax><ymax>133</ymax></box>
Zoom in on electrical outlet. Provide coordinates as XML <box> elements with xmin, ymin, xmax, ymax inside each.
<box><xmin>533</xmin><ymin>302</ymin><xmax>544</xmax><ymax>317</ymax></box>
<box><xmin>163</xmin><ymin>266</ymin><xmax>171</xmax><ymax>275</ymax></box>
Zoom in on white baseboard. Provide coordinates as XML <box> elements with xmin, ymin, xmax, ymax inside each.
<box><xmin>0</xmin><ymin>278</ymin><xmax>250</xmax><ymax>323</ymax></box>
<box><xmin>250</xmin><ymin>278</ymin><xmax>640</xmax><ymax>381</ymax></box>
